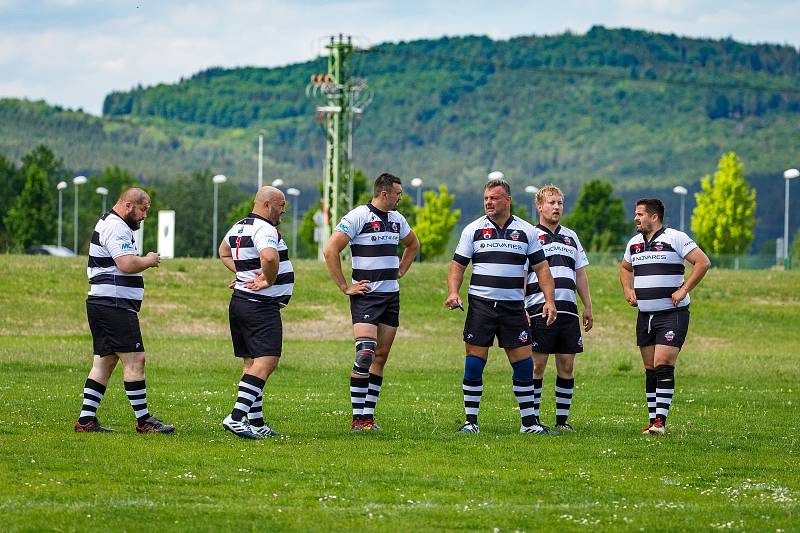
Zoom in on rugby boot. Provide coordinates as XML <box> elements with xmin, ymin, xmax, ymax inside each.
<box><xmin>74</xmin><ymin>419</ymin><xmax>114</xmax><ymax>432</ymax></box>
<box><xmin>136</xmin><ymin>415</ymin><xmax>176</xmax><ymax>434</ymax></box>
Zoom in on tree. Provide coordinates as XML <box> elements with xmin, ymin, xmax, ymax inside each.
<box><xmin>792</xmin><ymin>228</ymin><xmax>800</xmax><ymax>261</ymax></box>
<box><xmin>0</xmin><ymin>154</ymin><xmax>21</xmax><ymax>250</ymax></box>
<box><xmin>414</xmin><ymin>184</ymin><xmax>461</xmax><ymax>260</ymax></box>
<box><xmin>4</xmin><ymin>163</ymin><xmax>56</xmax><ymax>249</ymax></box>
<box><xmin>561</xmin><ymin>179</ymin><xmax>628</xmax><ymax>252</ymax></box>
<box><xmin>691</xmin><ymin>152</ymin><xmax>756</xmax><ymax>255</ymax></box>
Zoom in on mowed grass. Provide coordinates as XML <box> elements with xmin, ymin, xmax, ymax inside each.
<box><xmin>0</xmin><ymin>256</ymin><xmax>798</xmax><ymax>531</ymax></box>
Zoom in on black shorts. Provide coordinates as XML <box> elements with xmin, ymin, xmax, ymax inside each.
<box><xmin>636</xmin><ymin>307</ymin><xmax>690</xmax><ymax>349</ymax></box>
<box><xmin>350</xmin><ymin>291</ymin><xmax>400</xmax><ymax>327</ymax></box>
<box><xmin>229</xmin><ymin>296</ymin><xmax>283</xmax><ymax>358</ymax></box>
<box><xmin>527</xmin><ymin>310</ymin><xmax>583</xmax><ymax>355</ymax></box>
<box><xmin>463</xmin><ymin>295</ymin><xmax>531</xmax><ymax>349</ymax></box>
<box><xmin>86</xmin><ymin>302</ymin><xmax>144</xmax><ymax>356</ymax></box>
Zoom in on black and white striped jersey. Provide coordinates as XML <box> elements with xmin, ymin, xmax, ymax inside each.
<box><xmin>525</xmin><ymin>224</ymin><xmax>588</xmax><ymax>317</ymax></box>
<box><xmin>335</xmin><ymin>203</ymin><xmax>411</xmax><ymax>294</ymax></box>
<box><xmin>86</xmin><ymin>211</ymin><xmax>144</xmax><ymax>312</ymax></box>
<box><xmin>225</xmin><ymin>213</ymin><xmax>294</xmax><ymax>306</ymax></box>
<box><xmin>453</xmin><ymin>215</ymin><xmax>546</xmax><ymax>303</ymax></box>
<box><xmin>624</xmin><ymin>227</ymin><xmax>698</xmax><ymax>313</ymax></box>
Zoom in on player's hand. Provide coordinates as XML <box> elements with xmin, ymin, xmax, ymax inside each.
<box><xmin>228</xmin><ymin>277</ymin><xmax>236</xmax><ymax>289</ymax></box>
<box><xmin>542</xmin><ymin>301</ymin><xmax>557</xmax><ymax>326</ymax></box>
<box><xmin>624</xmin><ymin>288</ymin><xmax>637</xmax><ymax>307</ymax></box>
<box><xmin>445</xmin><ymin>293</ymin><xmax>463</xmax><ymax>310</ymax></box>
<box><xmin>146</xmin><ymin>252</ymin><xmax>160</xmax><ymax>268</ymax></box>
<box><xmin>582</xmin><ymin>307</ymin><xmax>594</xmax><ymax>332</ymax></box>
<box><xmin>344</xmin><ymin>280</ymin><xmax>371</xmax><ymax>295</ymax></box>
<box><xmin>671</xmin><ymin>286</ymin><xmax>688</xmax><ymax>307</ymax></box>
<box><xmin>244</xmin><ymin>273</ymin><xmax>270</xmax><ymax>290</ymax></box>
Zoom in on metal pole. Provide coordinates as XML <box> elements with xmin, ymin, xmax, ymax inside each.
<box><xmin>292</xmin><ymin>199</ymin><xmax>298</xmax><ymax>259</ymax></box>
<box><xmin>785</xmin><ymin>177</ymin><xmax>790</xmax><ymax>269</ymax></box>
<box><xmin>101</xmin><ymin>195</ymin><xmax>107</xmax><ymax>215</ymax></box>
<box><xmin>680</xmin><ymin>194</ymin><xmax>685</xmax><ymax>232</ymax></box>
<box><xmin>73</xmin><ymin>183</ymin><xmax>79</xmax><ymax>254</ymax></box>
<box><xmin>258</xmin><ymin>132</ymin><xmax>264</xmax><ymax>190</ymax></box>
<box><xmin>213</xmin><ymin>182</ymin><xmax>219</xmax><ymax>258</ymax></box>
<box><xmin>58</xmin><ymin>189</ymin><xmax>63</xmax><ymax>248</ymax></box>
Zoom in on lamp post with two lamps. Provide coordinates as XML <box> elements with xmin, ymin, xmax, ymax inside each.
<box><xmin>72</xmin><ymin>175</ymin><xmax>87</xmax><ymax>254</ymax></box>
<box><xmin>286</xmin><ymin>188</ymin><xmax>301</xmax><ymax>259</ymax></box>
<box><xmin>672</xmin><ymin>186</ymin><xmax>688</xmax><ymax>232</ymax></box>
<box><xmin>212</xmin><ymin>174</ymin><xmax>227</xmax><ymax>258</ymax></box>
<box><xmin>57</xmin><ymin>181</ymin><xmax>67</xmax><ymax>249</ymax></box>
<box><xmin>784</xmin><ymin>168</ymin><xmax>800</xmax><ymax>269</ymax></box>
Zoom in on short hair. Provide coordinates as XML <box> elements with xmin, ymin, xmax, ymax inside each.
<box><xmin>484</xmin><ymin>178</ymin><xmax>511</xmax><ymax>197</ymax></box>
<box><xmin>119</xmin><ymin>187</ymin><xmax>150</xmax><ymax>206</ymax></box>
<box><xmin>536</xmin><ymin>184</ymin><xmax>564</xmax><ymax>205</ymax></box>
<box><xmin>373</xmin><ymin>173</ymin><xmax>402</xmax><ymax>196</ymax></box>
<box><xmin>636</xmin><ymin>198</ymin><xmax>665</xmax><ymax>221</ymax></box>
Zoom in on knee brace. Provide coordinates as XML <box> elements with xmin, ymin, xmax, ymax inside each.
<box><xmin>353</xmin><ymin>338</ymin><xmax>377</xmax><ymax>376</ymax></box>
<box><xmin>511</xmin><ymin>356</ymin><xmax>534</xmax><ymax>382</ymax></box>
<box><xmin>464</xmin><ymin>355</ymin><xmax>487</xmax><ymax>381</ymax></box>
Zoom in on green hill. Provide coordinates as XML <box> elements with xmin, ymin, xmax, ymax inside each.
<box><xmin>1</xmin><ymin>26</ymin><xmax>799</xmax><ymax>242</ymax></box>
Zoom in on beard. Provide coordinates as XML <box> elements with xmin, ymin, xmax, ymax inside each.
<box><xmin>124</xmin><ymin>212</ymin><xmax>141</xmax><ymax>230</ymax></box>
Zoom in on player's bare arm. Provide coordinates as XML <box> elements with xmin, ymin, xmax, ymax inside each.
<box><xmin>531</xmin><ymin>259</ymin><xmax>557</xmax><ymax>326</ymax></box>
<box><xmin>576</xmin><ymin>266</ymin><xmax>593</xmax><ymax>332</ymax></box>
<box><xmin>671</xmin><ymin>247</ymin><xmax>711</xmax><ymax>306</ymax></box>
<box><xmin>115</xmin><ymin>252</ymin><xmax>160</xmax><ymax>274</ymax></box>
<box><xmin>397</xmin><ymin>230</ymin><xmax>420</xmax><ymax>279</ymax></box>
<box><xmin>445</xmin><ymin>260</ymin><xmax>466</xmax><ymax>309</ymax></box>
<box><xmin>323</xmin><ymin>230</ymin><xmax>370</xmax><ymax>295</ymax></box>
<box><xmin>619</xmin><ymin>260</ymin><xmax>637</xmax><ymax>307</ymax></box>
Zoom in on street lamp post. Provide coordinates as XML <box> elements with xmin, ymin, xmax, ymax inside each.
<box><xmin>524</xmin><ymin>185</ymin><xmax>539</xmax><ymax>220</ymax></box>
<box><xmin>784</xmin><ymin>168</ymin><xmax>800</xmax><ymax>269</ymax></box>
<box><xmin>272</xmin><ymin>178</ymin><xmax>284</xmax><ymax>189</ymax></box>
<box><xmin>96</xmin><ymin>186</ymin><xmax>108</xmax><ymax>215</ymax></box>
<box><xmin>672</xmin><ymin>185</ymin><xmax>688</xmax><ymax>232</ymax></box>
<box><xmin>287</xmin><ymin>187</ymin><xmax>301</xmax><ymax>259</ymax></box>
<box><xmin>410</xmin><ymin>178</ymin><xmax>423</xmax><ymax>262</ymax></box>
<box><xmin>258</xmin><ymin>130</ymin><xmax>266</xmax><ymax>190</ymax></box>
<box><xmin>212</xmin><ymin>174</ymin><xmax>227</xmax><ymax>258</ymax></box>
<box><xmin>57</xmin><ymin>181</ymin><xmax>67</xmax><ymax>248</ymax></box>
<box><xmin>488</xmin><ymin>170</ymin><xmax>505</xmax><ymax>181</ymax></box>
<box><xmin>72</xmin><ymin>175</ymin><xmax>87</xmax><ymax>254</ymax></box>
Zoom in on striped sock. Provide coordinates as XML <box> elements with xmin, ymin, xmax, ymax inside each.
<box><xmin>124</xmin><ymin>380</ymin><xmax>151</xmax><ymax>422</ymax></box>
<box><xmin>78</xmin><ymin>378</ymin><xmax>106</xmax><ymax>424</ymax></box>
<box><xmin>532</xmin><ymin>378</ymin><xmax>543</xmax><ymax>421</ymax></box>
<box><xmin>247</xmin><ymin>394</ymin><xmax>264</xmax><ymax>427</ymax></box>
<box><xmin>231</xmin><ymin>374</ymin><xmax>265</xmax><ymax>422</ymax></box>
<box><xmin>463</xmin><ymin>379</ymin><xmax>483</xmax><ymax>424</ymax></box>
<box><xmin>513</xmin><ymin>379</ymin><xmax>536</xmax><ymax>427</ymax></box>
<box><xmin>555</xmin><ymin>376</ymin><xmax>574</xmax><ymax>425</ymax></box>
<box><xmin>363</xmin><ymin>373</ymin><xmax>383</xmax><ymax>421</ymax></box>
<box><xmin>350</xmin><ymin>376</ymin><xmax>369</xmax><ymax>421</ymax></box>
<box><xmin>645</xmin><ymin>368</ymin><xmax>657</xmax><ymax>423</ymax></box>
<box><xmin>655</xmin><ymin>365</ymin><xmax>675</xmax><ymax>424</ymax></box>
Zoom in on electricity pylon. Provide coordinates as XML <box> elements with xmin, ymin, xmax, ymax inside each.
<box><xmin>306</xmin><ymin>34</ymin><xmax>372</xmax><ymax>251</ymax></box>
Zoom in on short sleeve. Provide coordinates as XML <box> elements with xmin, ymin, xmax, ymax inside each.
<box><xmin>253</xmin><ymin>223</ymin><xmax>279</xmax><ymax>252</ymax></box>
<box><xmin>397</xmin><ymin>214</ymin><xmax>411</xmax><ymax>239</ymax></box>
<box><xmin>334</xmin><ymin>209</ymin><xmax>359</xmax><ymax>240</ymax></box>
<box><xmin>453</xmin><ymin>225</ymin><xmax>474</xmax><ymax>265</ymax></box>
<box><xmin>526</xmin><ymin>230</ymin><xmax>545</xmax><ymax>267</ymax></box>
<box><xmin>623</xmin><ymin>238</ymin><xmax>633</xmax><ymax>263</ymax></box>
<box><xmin>573</xmin><ymin>233</ymin><xmax>589</xmax><ymax>269</ymax></box>
<box><xmin>104</xmin><ymin>222</ymin><xmax>136</xmax><ymax>259</ymax></box>
<box><xmin>674</xmin><ymin>231</ymin><xmax>698</xmax><ymax>259</ymax></box>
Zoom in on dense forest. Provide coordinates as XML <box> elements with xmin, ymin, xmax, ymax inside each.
<box><xmin>2</xmin><ymin>26</ymin><xmax>799</xmax><ymax>244</ymax></box>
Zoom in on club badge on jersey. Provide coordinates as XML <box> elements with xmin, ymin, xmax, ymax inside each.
<box><xmin>482</xmin><ymin>228</ymin><xmax>492</xmax><ymax>240</ymax></box>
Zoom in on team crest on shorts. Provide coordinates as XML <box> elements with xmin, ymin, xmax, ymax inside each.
<box><xmin>518</xmin><ymin>330</ymin><xmax>529</xmax><ymax>342</ymax></box>
<box><xmin>577</xmin><ymin>336</ymin><xmax>583</xmax><ymax>348</ymax></box>
<box><xmin>509</xmin><ymin>230</ymin><xmax>520</xmax><ymax>241</ymax></box>
<box><xmin>482</xmin><ymin>228</ymin><xmax>492</xmax><ymax>239</ymax></box>
<box><xmin>664</xmin><ymin>330</ymin><xmax>675</xmax><ymax>342</ymax></box>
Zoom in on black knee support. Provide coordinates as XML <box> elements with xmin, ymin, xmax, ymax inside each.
<box><xmin>353</xmin><ymin>337</ymin><xmax>377</xmax><ymax>376</ymax></box>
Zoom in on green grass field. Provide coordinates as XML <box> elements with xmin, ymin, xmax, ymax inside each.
<box><xmin>1</xmin><ymin>256</ymin><xmax>798</xmax><ymax>531</ymax></box>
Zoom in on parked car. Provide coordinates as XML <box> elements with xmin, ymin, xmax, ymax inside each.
<box><xmin>25</xmin><ymin>245</ymin><xmax>76</xmax><ymax>256</ymax></box>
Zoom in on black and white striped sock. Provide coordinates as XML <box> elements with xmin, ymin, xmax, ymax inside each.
<box><xmin>646</xmin><ymin>368</ymin><xmax>657</xmax><ymax>423</ymax></box>
<box><xmin>350</xmin><ymin>376</ymin><xmax>369</xmax><ymax>421</ymax></box>
<box><xmin>248</xmin><ymin>394</ymin><xmax>264</xmax><ymax>427</ymax></box>
<box><xmin>363</xmin><ymin>373</ymin><xmax>383</xmax><ymax>421</ymax></box>
<box><xmin>655</xmin><ymin>365</ymin><xmax>675</xmax><ymax>424</ymax></box>
<box><xmin>124</xmin><ymin>380</ymin><xmax>151</xmax><ymax>422</ymax></box>
<box><xmin>231</xmin><ymin>374</ymin><xmax>265</xmax><ymax>422</ymax></box>
<box><xmin>78</xmin><ymin>378</ymin><xmax>106</xmax><ymax>424</ymax></box>
<box><xmin>532</xmin><ymin>378</ymin><xmax>543</xmax><ymax>421</ymax></box>
<box><xmin>555</xmin><ymin>376</ymin><xmax>574</xmax><ymax>425</ymax></box>
<box><xmin>513</xmin><ymin>379</ymin><xmax>536</xmax><ymax>427</ymax></box>
<box><xmin>463</xmin><ymin>379</ymin><xmax>483</xmax><ymax>424</ymax></box>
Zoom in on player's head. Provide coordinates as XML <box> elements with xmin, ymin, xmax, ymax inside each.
<box><xmin>634</xmin><ymin>198</ymin><xmax>665</xmax><ymax>233</ymax></box>
<box><xmin>116</xmin><ymin>188</ymin><xmax>150</xmax><ymax>230</ymax></box>
<box><xmin>536</xmin><ymin>185</ymin><xmax>564</xmax><ymax>225</ymax></box>
<box><xmin>373</xmin><ymin>173</ymin><xmax>403</xmax><ymax>210</ymax></box>
<box><xmin>255</xmin><ymin>186</ymin><xmax>287</xmax><ymax>225</ymax></box>
<box><xmin>483</xmin><ymin>178</ymin><xmax>511</xmax><ymax>221</ymax></box>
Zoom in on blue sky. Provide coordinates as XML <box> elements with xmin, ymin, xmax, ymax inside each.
<box><xmin>1</xmin><ymin>0</ymin><xmax>798</xmax><ymax>115</ymax></box>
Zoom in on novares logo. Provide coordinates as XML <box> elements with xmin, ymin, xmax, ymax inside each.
<box><xmin>479</xmin><ymin>241</ymin><xmax>524</xmax><ymax>251</ymax></box>
<box><xmin>631</xmin><ymin>253</ymin><xmax>668</xmax><ymax>262</ymax></box>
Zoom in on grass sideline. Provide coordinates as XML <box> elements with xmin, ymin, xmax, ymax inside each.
<box><xmin>0</xmin><ymin>256</ymin><xmax>798</xmax><ymax>531</ymax></box>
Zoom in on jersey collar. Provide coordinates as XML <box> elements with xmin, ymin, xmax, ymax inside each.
<box><xmin>643</xmin><ymin>226</ymin><xmax>666</xmax><ymax>247</ymax></box>
<box><xmin>367</xmin><ymin>202</ymin><xmax>389</xmax><ymax>221</ymax></box>
<box><xmin>486</xmin><ymin>214</ymin><xmax>515</xmax><ymax>232</ymax></box>
<box><xmin>536</xmin><ymin>223</ymin><xmax>562</xmax><ymax>236</ymax></box>
<box><xmin>109</xmin><ymin>209</ymin><xmax>138</xmax><ymax>231</ymax></box>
